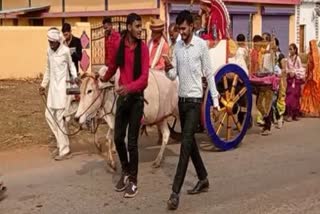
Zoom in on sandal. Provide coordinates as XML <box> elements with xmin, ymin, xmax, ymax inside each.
<box><xmin>0</xmin><ymin>184</ymin><xmax>7</xmax><ymax>198</ymax></box>
<box><xmin>54</xmin><ymin>152</ymin><xmax>73</xmax><ymax>161</ymax></box>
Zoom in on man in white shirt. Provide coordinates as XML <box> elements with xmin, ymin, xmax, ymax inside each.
<box><xmin>39</xmin><ymin>28</ymin><xmax>78</xmax><ymax>161</ymax></box>
<box><xmin>164</xmin><ymin>10</ymin><xmax>219</xmax><ymax>210</ymax></box>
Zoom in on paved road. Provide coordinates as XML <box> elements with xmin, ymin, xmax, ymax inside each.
<box><xmin>0</xmin><ymin>118</ymin><xmax>320</xmax><ymax>214</ymax></box>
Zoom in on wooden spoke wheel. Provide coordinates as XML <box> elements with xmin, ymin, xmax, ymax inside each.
<box><xmin>204</xmin><ymin>64</ymin><xmax>253</xmax><ymax>151</ymax></box>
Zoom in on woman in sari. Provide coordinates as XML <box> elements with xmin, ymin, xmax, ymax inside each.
<box><xmin>300</xmin><ymin>40</ymin><xmax>320</xmax><ymax>117</ymax></box>
<box><xmin>285</xmin><ymin>43</ymin><xmax>305</xmax><ymax>121</ymax></box>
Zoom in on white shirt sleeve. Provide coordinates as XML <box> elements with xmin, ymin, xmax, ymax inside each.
<box><xmin>166</xmin><ymin>48</ymin><xmax>178</xmax><ymax>81</ymax></box>
<box><xmin>41</xmin><ymin>51</ymin><xmax>50</xmax><ymax>88</ymax></box>
<box><xmin>201</xmin><ymin>42</ymin><xmax>220</xmax><ymax>108</ymax></box>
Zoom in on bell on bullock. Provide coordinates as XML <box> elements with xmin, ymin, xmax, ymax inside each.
<box><xmin>66</xmin><ymin>87</ymin><xmax>80</xmax><ymax>95</ymax></box>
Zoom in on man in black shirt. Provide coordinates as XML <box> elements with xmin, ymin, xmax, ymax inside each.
<box><xmin>62</xmin><ymin>23</ymin><xmax>82</xmax><ymax>74</ymax></box>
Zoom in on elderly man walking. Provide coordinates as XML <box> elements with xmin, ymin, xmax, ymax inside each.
<box><xmin>39</xmin><ymin>27</ymin><xmax>78</xmax><ymax>161</ymax></box>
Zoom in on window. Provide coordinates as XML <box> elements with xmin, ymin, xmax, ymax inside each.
<box><xmin>80</xmin><ymin>17</ymin><xmax>88</xmax><ymax>22</ymax></box>
<box><xmin>29</xmin><ymin>19</ymin><xmax>43</xmax><ymax>26</ymax></box>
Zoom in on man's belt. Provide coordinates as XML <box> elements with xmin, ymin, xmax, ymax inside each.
<box><xmin>179</xmin><ymin>97</ymin><xmax>202</xmax><ymax>103</ymax></box>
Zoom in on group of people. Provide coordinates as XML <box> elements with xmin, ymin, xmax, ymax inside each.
<box><xmin>101</xmin><ymin>9</ymin><xmax>219</xmax><ymax>208</ymax></box>
<box><xmin>2</xmin><ymin>0</ymin><xmax>319</xmax><ymax>211</ymax></box>
<box><xmin>231</xmin><ymin>30</ymin><xmax>320</xmax><ymax>136</ymax></box>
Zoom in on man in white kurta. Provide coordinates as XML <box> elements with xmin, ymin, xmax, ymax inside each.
<box><xmin>39</xmin><ymin>28</ymin><xmax>77</xmax><ymax>161</ymax></box>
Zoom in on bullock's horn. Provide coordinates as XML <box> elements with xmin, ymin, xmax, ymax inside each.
<box><xmin>80</xmin><ymin>72</ymin><xmax>96</xmax><ymax>79</ymax></box>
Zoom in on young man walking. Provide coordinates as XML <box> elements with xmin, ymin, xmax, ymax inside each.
<box><xmin>99</xmin><ymin>13</ymin><xmax>149</xmax><ymax>198</ymax></box>
<box><xmin>62</xmin><ymin>23</ymin><xmax>82</xmax><ymax>74</ymax></box>
<box><xmin>164</xmin><ymin>10</ymin><xmax>220</xmax><ymax>210</ymax></box>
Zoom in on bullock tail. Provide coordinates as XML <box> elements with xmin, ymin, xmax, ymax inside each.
<box><xmin>140</xmin><ymin>125</ymin><xmax>149</xmax><ymax>136</ymax></box>
<box><xmin>167</xmin><ymin>118</ymin><xmax>182</xmax><ymax>142</ymax></box>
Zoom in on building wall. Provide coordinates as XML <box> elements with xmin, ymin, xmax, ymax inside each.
<box><xmin>31</xmin><ymin>0</ymin><xmax>62</xmax><ymax>12</ymax></box>
<box><xmin>43</xmin><ymin>18</ymin><xmax>61</xmax><ymax>26</ymax></box>
<box><xmin>0</xmin><ymin>23</ymin><xmax>91</xmax><ymax>79</ymax></box>
<box><xmin>18</xmin><ymin>18</ymin><xmax>30</xmax><ymax>26</ymax></box>
<box><xmin>2</xmin><ymin>19</ymin><xmax>14</xmax><ymax>26</ymax></box>
<box><xmin>289</xmin><ymin>15</ymin><xmax>296</xmax><ymax>45</ymax></box>
<box><xmin>108</xmin><ymin>0</ymin><xmax>156</xmax><ymax>10</ymax></box>
<box><xmin>65</xmin><ymin>0</ymin><xmax>105</xmax><ymax>12</ymax></box>
<box><xmin>89</xmin><ymin>17</ymin><xmax>103</xmax><ymax>26</ymax></box>
<box><xmin>299</xmin><ymin>2</ymin><xmax>318</xmax><ymax>51</ymax></box>
<box><xmin>252</xmin><ymin>5</ymin><xmax>262</xmax><ymax>37</ymax></box>
<box><xmin>65</xmin><ymin>18</ymin><xmax>81</xmax><ymax>25</ymax></box>
<box><xmin>2</xmin><ymin>0</ymin><xmax>28</xmax><ymax>10</ymax></box>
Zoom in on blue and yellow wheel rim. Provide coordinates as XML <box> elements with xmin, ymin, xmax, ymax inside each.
<box><xmin>205</xmin><ymin>64</ymin><xmax>253</xmax><ymax>151</ymax></box>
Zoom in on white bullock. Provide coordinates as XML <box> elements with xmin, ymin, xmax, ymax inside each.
<box><xmin>75</xmin><ymin>66</ymin><xmax>179</xmax><ymax>169</ymax></box>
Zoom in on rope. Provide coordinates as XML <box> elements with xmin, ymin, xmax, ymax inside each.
<box><xmin>40</xmin><ymin>94</ymin><xmax>82</xmax><ymax>136</ymax></box>
<box><xmin>40</xmin><ymin>84</ymin><xmax>115</xmax><ymax>137</ymax></box>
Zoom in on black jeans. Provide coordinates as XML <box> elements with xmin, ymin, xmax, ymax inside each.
<box><xmin>114</xmin><ymin>94</ymin><xmax>144</xmax><ymax>184</ymax></box>
<box><xmin>172</xmin><ymin>101</ymin><xmax>208</xmax><ymax>194</ymax></box>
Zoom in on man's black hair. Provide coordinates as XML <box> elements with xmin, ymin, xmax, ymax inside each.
<box><xmin>176</xmin><ymin>10</ymin><xmax>193</xmax><ymax>25</ymax></box>
<box><xmin>103</xmin><ymin>17</ymin><xmax>112</xmax><ymax>25</ymax></box>
<box><xmin>116</xmin><ymin>13</ymin><xmax>142</xmax><ymax>80</ymax></box>
<box><xmin>274</xmin><ymin>37</ymin><xmax>280</xmax><ymax>47</ymax></box>
<box><xmin>253</xmin><ymin>35</ymin><xmax>263</xmax><ymax>43</ymax></box>
<box><xmin>278</xmin><ymin>53</ymin><xmax>285</xmax><ymax>69</ymax></box>
<box><xmin>236</xmin><ymin>34</ymin><xmax>246</xmax><ymax>42</ymax></box>
<box><xmin>61</xmin><ymin>23</ymin><xmax>71</xmax><ymax>33</ymax></box>
<box><xmin>262</xmin><ymin>32</ymin><xmax>271</xmax><ymax>42</ymax></box>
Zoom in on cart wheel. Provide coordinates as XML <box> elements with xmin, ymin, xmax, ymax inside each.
<box><xmin>204</xmin><ymin>64</ymin><xmax>252</xmax><ymax>151</ymax></box>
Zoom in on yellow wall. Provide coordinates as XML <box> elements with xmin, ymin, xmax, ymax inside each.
<box><xmin>44</xmin><ymin>18</ymin><xmax>61</xmax><ymax>26</ymax></box>
<box><xmin>18</xmin><ymin>18</ymin><xmax>29</xmax><ymax>26</ymax></box>
<box><xmin>108</xmin><ymin>0</ymin><xmax>156</xmax><ymax>10</ymax></box>
<box><xmin>289</xmin><ymin>15</ymin><xmax>295</xmax><ymax>44</ymax></box>
<box><xmin>43</xmin><ymin>18</ymin><xmax>91</xmax><ymax>27</ymax></box>
<box><xmin>252</xmin><ymin>5</ymin><xmax>262</xmax><ymax>37</ymax></box>
<box><xmin>0</xmin><ymin>26</ymin><xmax>48</xmax><ymax>79</ymax></box>
<box><xmin>2</xmin><ymin>19</ymin><xmax>14</xmax><ymax>26</ymax></box>
<box><xmin>0</xmin><ymin>23</ymin><xmax>91</xmax><ymax>79</ymax></box>
<box><xmin>65</xmin><ymin>18</ymin><xmax>81</xmax><ymax>26</ymax></box>
<box><xmin>89</xmin><ymin>17</ymin><xmax>103</xmax><ymax>26</ymax></box>
<box><xmin>159</xmin><ymin>0</ymin><xmax>166</xmax><ymax>21</ymax></box>
<box><xmin>2</xmin><ymin>0</ymin><xmax>28</xmax><ymax>10</ymax></box>
<box><xmin>65</xmin><ymin>0</ymin><xmax>104</xmax><ymax>11</ymax></box>
<box><xmin>31</xmin><ymin>0</ymin><xmax>62</xmax><ymax>13</ymax></box>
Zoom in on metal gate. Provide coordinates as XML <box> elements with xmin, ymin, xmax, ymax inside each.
<box><xmin>91</xmin><ymin>16</ymin><xmax>148</xmax><ymax>66</ymax></box>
